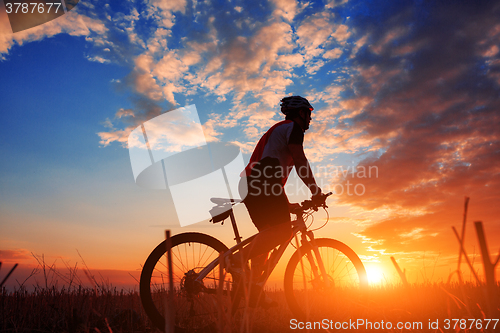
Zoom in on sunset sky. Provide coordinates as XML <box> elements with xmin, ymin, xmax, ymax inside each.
<box><xmin>1</xmin><ymin>0</ymin><xmax>499</xmax><ymax>289</ymax></box>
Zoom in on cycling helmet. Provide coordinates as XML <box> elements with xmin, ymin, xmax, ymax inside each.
<box><xmin>280</xmin><ymin>96</ymin><xmax>313</xmax><ymax>115</ymax></box>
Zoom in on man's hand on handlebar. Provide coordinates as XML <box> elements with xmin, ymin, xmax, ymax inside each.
<box><xmin>296</xmin><ymin>192</ymin><xmax>331</xmax><ymax>212</ymax></box>
<box><xmin>311</xmin><ymin>192</ymin><xmax>328</xmax><ymax>210</ymax></box>
<box><xmin>310</xmin><ymin>185</ymin><xmax>325</xmax><ymax>204</ymax></box>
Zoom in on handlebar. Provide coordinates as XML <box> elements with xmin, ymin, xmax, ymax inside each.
<box><xmin>293</xmin><ymin>192</ymin><xmax>333</xmax><ymax>214</ymax></box>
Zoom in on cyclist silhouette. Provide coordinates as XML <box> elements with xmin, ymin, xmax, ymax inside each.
<box><xmin>232</xmin><ymin>96</ymin><xmax>322</xmax><ymax>306</ymax></box>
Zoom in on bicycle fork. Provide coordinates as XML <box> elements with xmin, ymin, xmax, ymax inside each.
<box><xmin>300</xmin><ymin>231</ymin><xmax>332</xmax><ymax>289</ymax></box>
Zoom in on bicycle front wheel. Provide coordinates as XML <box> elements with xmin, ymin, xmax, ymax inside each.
<box><xmin>140</xmin><ymin>232</ymin><xmax>231</xmax><ymax>332</ymax></box>
<box><xmin>284</xmin><ymin>238</ymin><xmax>368</xmax><ymax>319</ymax></box>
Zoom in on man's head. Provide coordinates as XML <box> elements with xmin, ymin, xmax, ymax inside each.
<box><xmin>280</xmin><ymin>96</ymin><xmax>313</xmax><ymax>131</ymax></box>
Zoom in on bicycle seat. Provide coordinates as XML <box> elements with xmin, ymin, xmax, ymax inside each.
<box><xmin>210</xmin><ymin>198</ymin><xmax>242</xmax><ymax>205</ymax></box>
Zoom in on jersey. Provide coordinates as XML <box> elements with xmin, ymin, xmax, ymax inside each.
<box><xmin>242</xmin><ymin>120</ymin><xmax>304</xmax><ymax>186</ymax></box>
<box><xmin>239</xmin><ymin>119</ymin><xmax>304</xmax><ymax>230</ymax></box>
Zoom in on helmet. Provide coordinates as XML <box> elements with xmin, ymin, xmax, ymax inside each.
<box><xmin>280</xmin><ymin>96</ymin><xmax>313</xmax><ymax>115</ymax></box>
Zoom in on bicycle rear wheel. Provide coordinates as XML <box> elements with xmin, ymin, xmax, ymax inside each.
<box><xmin>284</xmin><ymin>238</ymin><xmax>368</xmax><ymax>319</ymax></box>
<box><xmin>140</xmin><ymin>232</ymin><xmax>231</xmax><ymax>332</ymax></box>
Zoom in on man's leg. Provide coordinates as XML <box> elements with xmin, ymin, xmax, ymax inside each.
<box><xmin>242</xmin><ymin>221</ymin><xmax>293</xmax><ymax>260</ymax></box>
<box><xmin>237</xmin><ymin>170</ymin><xmax>290</xmax><ymax>307</ymax></box>
<box><xmin>248</xmin><ymin>222</ymin><xmax>293</xmax><ymax>283</ymax></box>
<box><xmin>251</xmin><ymin>253</ymin><xmax>267</xmax><ymax>282</ymax></box>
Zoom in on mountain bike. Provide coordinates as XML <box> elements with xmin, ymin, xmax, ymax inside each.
<box><xmin>140</xmin><ymin>193</ymin><xmax>368</xmax><ymax>332</ymax></box>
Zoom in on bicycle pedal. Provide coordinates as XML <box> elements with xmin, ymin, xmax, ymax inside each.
<box><xmin>225</xmin><ymin>254</ymin><xmax>250</xmax><ymax>278</ymax></box>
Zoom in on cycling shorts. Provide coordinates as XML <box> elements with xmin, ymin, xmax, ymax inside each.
<box><xmin>239</xmin><ymin>157</ymin><xmax>290</xmax><ymax>231</ymax></box>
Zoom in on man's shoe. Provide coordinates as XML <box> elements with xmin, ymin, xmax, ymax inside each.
<box><xmin>248</xmin><ymin>284</ymin><xmax>278</xmax><ymax>309</ymax></box>
<box><xmin>224</xmin><ymin>252</ymin><xmax>250</xmax><ymax>279</ymax></box>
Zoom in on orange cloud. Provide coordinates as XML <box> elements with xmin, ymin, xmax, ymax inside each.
<box><xmin>313</xmin><ymin>1</ymin><xmax>500</xmax><ymax>264</ymax></box>
<box><xmin>0</xmin><ymin>249</ymin><xmax>32</xmax><ymax>262</ymax></box>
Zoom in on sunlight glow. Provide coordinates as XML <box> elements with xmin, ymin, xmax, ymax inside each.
<box><xmin>366</xmin><ymin>265</ymin><xmax>385</xmax><ymax>285</ymax></box>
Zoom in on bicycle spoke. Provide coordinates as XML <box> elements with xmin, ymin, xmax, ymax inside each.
<box><xmin>140</xmin><ymin>233</ymin><xmax>231</xmax><ymax>332</ymax></box>
<box><xmin>199</xmin><ymin>247</ymin><xmax>218</xmax><ymax>269</ymax></box>
<box><xmin>285</xmin><ymin>238</ymin><xmax>367</xmax><ymax>319</ymax></box>
<box><xmin>174</xmin><ymin>246</ymin><xmax>188</xmax><ymax>273</ymax></box>
<box><xmin>154</xmin><ymin>254</ymin><xmax>185</xmax><ymax>282</ymax></box>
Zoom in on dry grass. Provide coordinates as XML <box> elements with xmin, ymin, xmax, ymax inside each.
<box><xmin>0</xmin><ymin>254</ymin><xmax>158</xmax><ymax>333</ymax></box>
<box><xmin>0</xmin><ymin>286</ymin><xmax>156</xmax><ymax>333</ymax></box>
<box><xmin>1</xmin><ymin>271</ymin><xmax>499</xmax><ymax>332</ymax></box>
<box><xmin>2</xmin><ymin>198</ymin><xmax>498</xmax><ymax>332</ymax></box>
<box><xmin>248</xmin><ymin>283</ymin><xmax>500</xmax><ymax>332</ymax></box>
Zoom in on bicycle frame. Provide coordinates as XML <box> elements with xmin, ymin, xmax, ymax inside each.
<box><xmin>195</xmin><ymin>205</ymin><xmax>330</xmax><ymax>289</ymax></box>
<box><xmin>140</xmin><ymin>192</ymin><xmax>367</xmax><ymax>332</ymax></box>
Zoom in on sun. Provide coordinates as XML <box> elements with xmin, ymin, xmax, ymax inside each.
<box><xmin>366</xmin><ymin>265</ymin><xmax>385</xmax><ymax>285</ymax></box>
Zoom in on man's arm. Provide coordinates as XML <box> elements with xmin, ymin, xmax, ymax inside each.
<box><xmin>289</xmin><ymin>143</ymin><xmax>321</xmax><ymax>196</ymax></box>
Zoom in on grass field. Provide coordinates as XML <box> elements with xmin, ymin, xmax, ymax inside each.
<box><xmin>2</xmin><ymin>213</ymin><xmax>499</xmax><ymax>333</ymax></box>
<box><xmin>2</xmin><ymin>280</ymin><xmax>499</xmax><ymax>332</ymax></box>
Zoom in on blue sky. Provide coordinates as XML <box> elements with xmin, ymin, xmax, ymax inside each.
<box><xmin>1</xmin><ymin>0</ymin><xmax>499</xmax><ymax>287</ymax></box>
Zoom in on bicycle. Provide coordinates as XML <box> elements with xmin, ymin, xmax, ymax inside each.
<box><xmin>140</xmin><ymin>192</ymin><xmax>368</xmax><ymax>332</ymax></box>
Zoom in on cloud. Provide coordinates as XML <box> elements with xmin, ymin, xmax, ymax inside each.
<box><xmin>329</xmin><ymin>0</ymin><xmax>500</xmax><ymax>256</ymax></box>
<box><xmin>325</xmin><ymin>0</ymin><xmax>350</xmax><ymax>9</ymax></box>
<box><xmin>370</xmin><ymin>26</ymin><xmax>409</xmax><ymax>55</ymax></box>
<box><xmin>130</xmin><ymin>71</ymin><xmax>165</xmax><ymax>101</ymax></box>
<box><xmin>97</xmin><ymin>97</ymin><xmax>164</xmax><ymax>147</ymax></box>
<box><xmin>332</xmin><ymin>24</ymin><xmax>351</xmax><ymax>45</ymax></box>
<box><xmin>86</xmin><ymin>55</ymin><xmax>111</xmax><ymax>63</ymax></box>
<box><xmin>34</xmin><ymin>0</ymin><xmax>495</xmax><ymax>264</ymax></box>
<box><xmin>296</xmin><ymin>12</ymin><xmax>336</xmax><ymax>58</ymax></box>
<box><xmin>271</xmin><ymin>0</ymin><xmax>304</xmax><ymax>22</ymax></box>
<box><xmin>94</xmin><ymin>0</ymin><xmax>362</xmax><ymax>148</ymax></box>
<box><xmin>0</xmin><ymin>249</ymin><xmax>32</xmax><ymax>261</ymax></box>
<box><xmin>148</xmin><ymin>0</ymin><xmax>187</xmax><ymax>14</ymax></box>
<box><xmin>0</xmin><ymin>8</ymin><xmax>107</xmax><ymax>60</ymax></box>
<box><xmin>98</xmin><ymin>128</ymin><xmax>134</xmax><ymax>147</ymax></box>
<box><xmin>135</xmin><ymin>107</ymin><xmax>206</xmax><ymax>153</ymax></box>
<box><xmin>98</xmin><ymin>11</ymin><xmax>301</xmax><ymax>145</ymax></box>
<box><xmin>3</xmin><ymin>0</ymin><xmax>499</xmax><ymax>275</ymax></box>
<box><xmin>295</xmin><ymin>12</ymin><xmax>351</xmax><ymax>74</ymax></box>
<box><xmin>116</xmin><ymin>108</ymin><xmax>135</xmax><ymax>118</ymax></box>
<box><xmin>201</xmin><ymin>118</ymin><xmax>222</xmax><ymax>142</ymax></box>
<box><xmin>198</xmin><ymin>21</ymin><xmax>295</xmax><ymax>99</ymax></box>
<box><xmin>323</xmin><ymin>48</ymin><xmax>343</xmax><ymax>59</ymax></box>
